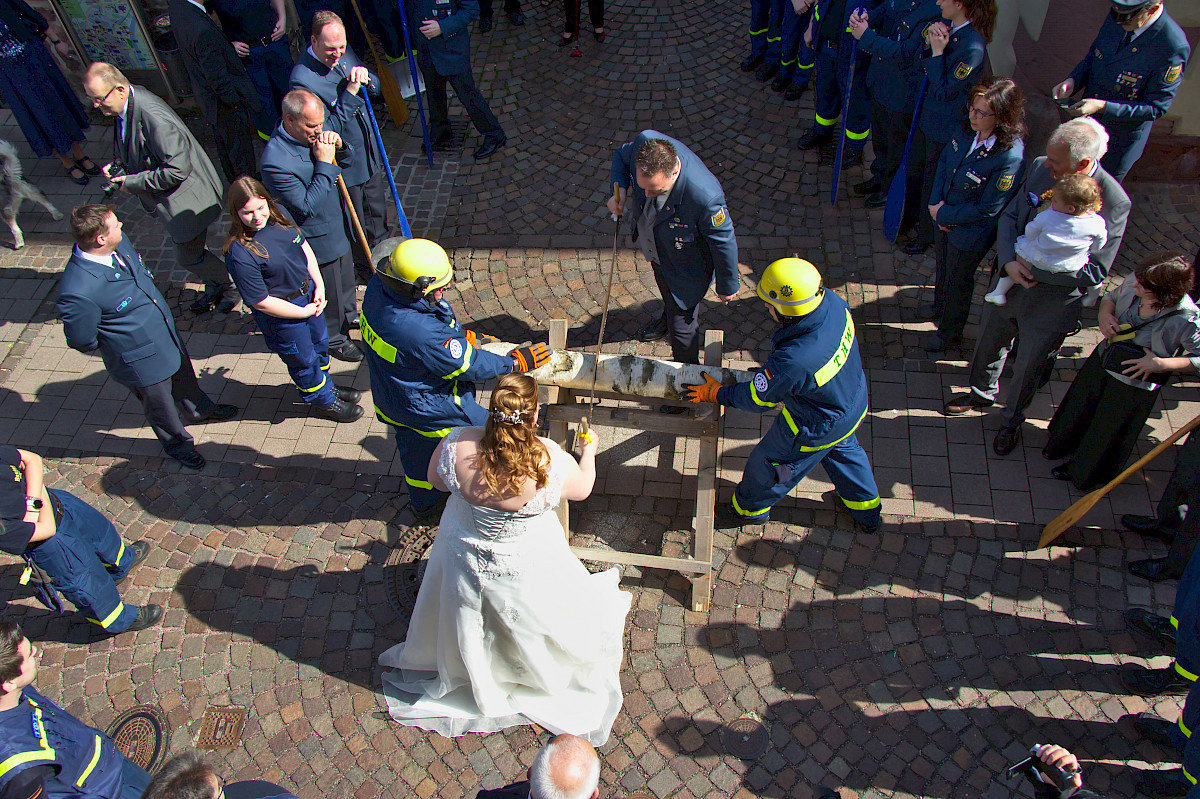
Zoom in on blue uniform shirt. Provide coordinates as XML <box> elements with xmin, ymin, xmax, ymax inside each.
<box><xmin>930</xmin><ymin>129</ymin><xmax>1025</xmax><ymax>252</ymax></box>
<box><xmin>858</xmin><ymin>0</ymin><xmax>942</xmax><ymax>113</ymax></box>
<box><xmin>225</xmin><ymin>222</ymin><xmax>310</xmax><ymax>306</ymax></box>
<box><xmin>917</xmin><ymin>20</ymin><xmax>985</xmax><ymax>143</ymax></box>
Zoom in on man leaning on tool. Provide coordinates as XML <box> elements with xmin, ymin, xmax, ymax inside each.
<box><xmin>360</xmin><ymin>238</ymin><xmax>550</xmax><ymax>522</ymax></box>
<box><xmin>607</xmin><ymin>131</ymin><xmax>739</xmax><ymax>369</ymax></box>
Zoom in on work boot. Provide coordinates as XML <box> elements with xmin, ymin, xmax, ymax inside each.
<box><xmin>1122</xmin><ymin>665</ymin><xmax>1191</xmax><ymax>696</ymax></box>
<box><xmin>412</xmin><ymin>493</ymin><xmax>448</xmax><ymax>525</ymax></box>
<box><xmin>755</xmin><ymin>62</ymin><xmax>779</xmax><ymax>82</ymax></box>
<box><xmin>715</xmin><ymin>503</ymin><xmax>769</xmax><ymax>529</ymax></box>
<box><xmin>770</xmin><ymin>74</ymin><xmax>789</xmax><ymax>92</ymax></box>
<box><xmin>1126</xmin><ymin>607</ymin><xmax>1177</xmax><ymax>646</ymax></box>
<box><xmin>116</xmin><ymin>541</ymin><xmax>151</xmax><ymax>585</ymax></box>
<box><xmin>333</xmin><ymin>384</ymin><xmax>362</xmax><ymax>403</ymax></box>
<box><xmin>312</xmin><ymin>398</ymin><xmax>364</xmax><ymax>423</ymax></box>
<box><xmin>739</xmin><ymin>53</ymin><xmax>764</xmax><ymax>72</ymax></box>
<box><xmin>1136</xmin><ymin>768</ymin><xmax>1190</xmax><ymax>798</ymax></box>
<box><xmin>122</xmin><ymin>604</ymin><xmax>164</xmax><ymax>633</ymax></box>
<box><xmin>1133</xmin><ymin>712</ymin><xmax>1181</xmax><ymax>751</ymax></box>
<box><xmin>853</xmin><ymin>177</ymin><xmax>881</xmax><ymax>196</ymax></box>
<box><xmin>784</xmin><ymin>84</ymin><xmax>806</xmax><ymax>101</ymax></box>
<box><xmin>797</xmin><ymin>128</ymin><xmax>832</xmax><ymax>150</ymax></box>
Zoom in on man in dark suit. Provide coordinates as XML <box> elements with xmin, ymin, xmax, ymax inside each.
<box><xmin>607</xmin><ymin>130</ymin><xmax>740</xmax><ymax>367</ymax></box>
<box><xmin>56</xmin><ymin>206</ymin><xmax>236</xmax><ymax>470</ymax></box>
<box><xmin>476</xmin><ymin>734</ymin><xmax>601</xmax><ymax>799</ymax></box>
<box><xmin>405</xmin><ymin>0</ymin><xmax>506</xmax><ymax>161</ymax></box>
<box><xmin>81</xmin><ymin>62</ymin><xmax>234</xmax><ymax>316</ymax></box>
<box><xmin>261</xmin><ymin>89</ymin><xmax>362</xmax><ymax>362</ymax></box>
<box><xmin>291</xmin><ymin>11</ymin><xmax>386</xmax><ymax>278</ymax></box>
<box><xmin>941</xmin><ymin>118</ymin><xmax>1132</xmax><ymax>456</ymax></box>
<box><xmin>166</xmin><ymin>0</ymin><xmax>260</xmax><ymax>183</ymax></box>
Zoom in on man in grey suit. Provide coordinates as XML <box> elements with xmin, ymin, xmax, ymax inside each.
<box><xmin>167</xmin><ymin>0</ymin><xmax>260</xmax><ymax>182</ymax></box>
<box><xmin>941</xmin><ymin>118</ymin><xmax>1132</xmax><ymax>457</ymax></box>
<box><xmin>82</xmin><ymin>62</ymin><xmax>234</xmax><ymax>316</ymax></box>
<box><xmin>261</xmin><ymin>89</ymin><xmax>362</xmax><ymax>361</ymax></box>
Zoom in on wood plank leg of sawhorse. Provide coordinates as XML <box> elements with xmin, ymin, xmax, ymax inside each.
<box><xmin>544</xmin><ymin>320</ymin><xmax>721</xmax><ymax>612</ymax></box>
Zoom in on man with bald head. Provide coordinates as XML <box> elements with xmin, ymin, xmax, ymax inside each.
<box><xmin>261</xmin><ymin>89</ymin><xmax>361</xmax><ymax>360</ymax></box>
<box><xmin>476</xmin><ymin>734</ymin><xmax>601</xmax><ymax>799</ymax></box>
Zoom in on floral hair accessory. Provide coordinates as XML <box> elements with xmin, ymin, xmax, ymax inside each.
<box><xmin>492</xmin><ymin>409</ymin><xmax>526</xmax><ymax>424</ymax></box>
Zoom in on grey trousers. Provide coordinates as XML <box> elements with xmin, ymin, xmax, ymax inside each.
<box><xmin>175</xmin><ymin>228</ymin><xmax>231</xmax><ymax>293</ymax></box>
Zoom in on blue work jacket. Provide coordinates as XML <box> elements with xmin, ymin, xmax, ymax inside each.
<box><xmin>290</xmin><ymin>49</ymin><xmax>381</xmax><ymax>188</ymax></box>
<box><xmin>858</xmin><ymin>0</ymin><xmax>942</xmax><ymax>114</ymax></box>
<box><xmin>930</xmin><ymin>130</ymin><xmax>1025</xmax><ymax>252</ymax></box>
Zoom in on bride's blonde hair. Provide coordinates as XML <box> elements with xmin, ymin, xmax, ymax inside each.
<box><xmin>478</xmin><ymin>373</ymin><xmax>549</xmax><ymax>497</ymax></box>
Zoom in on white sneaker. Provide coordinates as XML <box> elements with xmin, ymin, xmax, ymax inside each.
<box><xmin>984</xmin><ymin>291</ymin><xmax>1007</xmax><ymax>306</ymax></box>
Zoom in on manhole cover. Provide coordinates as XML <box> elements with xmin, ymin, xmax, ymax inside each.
<box><xmin>626</xmin><ymin>794</ymin><xmax>654</xmax><ymax>799</ymax></box>
<box><xmin>196</xmin><ymin>706</ymin><xmax>248</xmax><ymax>749</ymax></box>
<box><xmin>384</xmin><ymin>524</ymin><xmax>437</xmax><ymax>617</ymax></box>
<box><xmin>106</xmin><ymin>705</ymin><xmax>168</xmax><ymax>772</ymax></box>
<box><xmin>724</xmin><ymin>716</ymin><xmax>769</xmax><ymax>760</ymax></box>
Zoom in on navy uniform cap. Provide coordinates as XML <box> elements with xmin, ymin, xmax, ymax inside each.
<box><xmin>1110</xmin><ymin>0</ymin><xmax>1153</xmax><ymax>8</ymax></box>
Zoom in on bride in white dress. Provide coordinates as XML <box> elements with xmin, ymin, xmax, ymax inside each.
<box><xmin>379</xmin><ymin>374</ymin><xmax>632</xmax><ymax>745</ymax></box>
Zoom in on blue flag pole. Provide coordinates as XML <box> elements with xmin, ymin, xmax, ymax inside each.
<box><xmin>362</xmin><ymin>96</ymin><xmax>413</xmax><ymax>238</ymax></box>
<box><xmin>829</xmin><ymin>5</ymin><xmax>865</xmax><ymax>206</ymax></box>
<box><xmin>397</xmin><ymin>1</ymin><xmax>434</xmax><ymax>166</ymax></box>
<box><xmin>882</xmin><ymin>76</ymin><xmax>928</xmax><ymax>241</ymax></box>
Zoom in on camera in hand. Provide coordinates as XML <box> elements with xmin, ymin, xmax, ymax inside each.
<box><xmin>1008</xmin><ymin>746</ymin><xmax>1079</xmax><ymax>798</ymax></box>
<box><xmin>101</xmin><ymin>163</ymin><xmax>126</xmax><ymax>199</ymax></box>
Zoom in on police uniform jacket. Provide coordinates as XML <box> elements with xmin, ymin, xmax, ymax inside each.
<box><xmin>260</xmin><ymin>126</ymin><xmax>354</xmax><ymax>265</ymax></box>
<box><xmin>0</xmin><ymin>686</ymin><xmax>128</xmax><ymax>799</ymax></box>
<box><xmin>405</xmin><ymin>0</ymin><xmax>478</xmax><ymax>76</ymax></box>
<box><xmin>290</xmin><ymin>49</ymin><xmax>381</xmax><ymax>188</ymax></box>
<box><xmin>716</xmin><ymin>291</ymin><xmax>868</xmax><ymax>448</ymax></box>
<box><xmin>55</xmin><ymin>238</ymin><xmax>183</xmax><ymax>389</ymax></box>
<box><xmin>858</xmin><ymin>0</ymin><xmax>941</xmax><ymax>114</ymax></box>
<box><xmin>360</xmin><ymin>278</ymin><xmax>512</xmax><ymax>434</ymax></box>
<box><xmin>930</xmin><ymin>129</ymin><xmax>1024</xmax><ymax>252</ymax></box>
<box><xmin>114</xmin><ymin>87</ymin><xmax>225</xmax><ymax>244</ymax></box>
<box><xmin>917</xmin><ymin>22</ymin><xmax>985</xmax><ymax>143</ymax></box>
<box><xmin>610</xmin><ymin>130</ymin><xmax>739</xmax><ymax>310</ymax></box>
<box><xmin>1067</xmin><ymin>12</ymin><xmax>1189</xmax><ymax>144</ymax></box>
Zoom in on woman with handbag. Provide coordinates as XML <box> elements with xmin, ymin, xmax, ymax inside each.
<box><xmin>1043</xmin><ymin>252</ymin><xmax>1200</xmax><ymax>491</ymax></box>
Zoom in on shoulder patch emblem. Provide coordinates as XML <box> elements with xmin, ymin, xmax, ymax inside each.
<box><xmin>1166</xmin><ymin>64</ymin><xmax>1182</xmax><ymax>84</ymax></box>
<box><xmin>448</xmin><ymin>339</ymin><xmax>463</xmax><ymax>360</ymax></box>
<box><xmin>953</xmin><ymin>61</ymin><xmax>972</xmax><ymax>80</ymax></box>
<box><xmin>997</xmin><ymin>174</ymin><xmax>1014</xmax><ymax>192</ymax></box>
<box><xmin>711</xmin><ymin>207</ymin><xmax>727</xmax><ymax>227</ymax></box>
<box><xmin>752</xmin><ymin>372</ymin><xmax>769</xmax><ymax>394</ymax></box>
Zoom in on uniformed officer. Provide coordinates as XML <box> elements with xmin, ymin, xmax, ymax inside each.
<box><xmin>1053</xmin><ymin>0</ymin><xmax>1190</xmax><ymax>182</ymax></box>
<box><xmin>774</xmin><ymin>0</ymin><xmax>817</xmax><ymax>99</ymax></box>
<box><xmin>1123</xmin><ymin>430</ymin><xmax>1200</xmax><ymax>582</ymax></box>
<box><xmin>848</xmin><ymin>0</ymin><xmax>942</xmax><ymax>206</ymax></box>
<box><xmin>741</xmin><ymin>0</ymin><xmax>781</xmax><ymax>77</ymax></box>
<box><xmin>795</xmin><ymin>0</ymin><xmax>876</xmax><ymax>167</ymax></box>
<box><xmin>360</xmin><ymin>238</ymin><xmax>550</xmax><ymax>520</ymax></box>
<box><xmin>683</xmin><ymin>258</ymin><xmax>881</xmax><ymax>531</ymax></box>
<box><xmin>0</xmin><ymin>620</ymin><xmax>153</xmax><ymax>799</ymax></box>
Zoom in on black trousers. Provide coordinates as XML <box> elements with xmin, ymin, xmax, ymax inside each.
<box><xmin>1156</xmin><ymin>432</ymin><xmax>1200</xmax><ymax>571</ymax></box>
<box><xmin>932</xmin><ymin>229</ymin><xmax>989</xmax><ymax>343</ymax></box>
<box><xmin>319</xmin><ymin>250</ymin><xmax>356</xmax><ymax>349</ymax></box>
<box><xmin>175</xmin><ymin>228</ymin><xmax>231</xmax><ymax>294</ymax></box>
<box><xmin>419</xmin><ymin>64</ymin><xmax>503</xmax><ymax>142</ymax></box>
<box><xmin>904</xmin><ymin>130</ymin><xmax>946</xmax><ymax>245</ymax></box>
<box><xmin>480</xmin><ymin>0</ymin><xmax>520</xmax><ymax>15</ymax></box>
<box><xmin>563</xmin><ymin>0</ymin><xmax>603</xmax><ymax>33</ymax></box>
<box><xmin>210</xmin><ymin>101</ymin><xmax>259</xmax><ymax>184</ymax></box>
<box><xmin>651</xmin><ymin>265</ymin><xmax>701</xmax><ymax>365</ymax></box>
<box><xmin>128</xmin><ymin>343</ymin><xmax>217</xmax><ymax>458</ymax></box>
<box><xmin>345</xmin><ymin>168</ymin><xmax>387</xmax><ymax>268</ymax></box>
<box><xmin>868</xmin><ymin>100</ymin><xmax>911</xmax><ymax>190</ymax></box>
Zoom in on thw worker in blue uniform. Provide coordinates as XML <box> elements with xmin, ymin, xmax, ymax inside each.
<box><xmin>1054</xmin><ymin>0</ymin><xmax>1190</xmax><ymax>183</ymax></box>
<box><xmin>223</xmin><ymin>177</ymin><xmax>364</xmax><ymax>423</ymax></box>
<box><xmin>0</xmin><ymin>621</ymin><xmax>152</xmax><ymax>799</ymax></box>
<box><xmin>361</xmin><ymin>239</ymin><xmax>550</xmax><ymax>520</ymax></box>
<box><xmin>684</xmin><ymin>259</ymin><xmax>881</xmax><ymax>531</ymax></box>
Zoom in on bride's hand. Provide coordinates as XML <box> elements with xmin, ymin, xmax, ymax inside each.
<box><xmin>577</xmin><ymin>427</ymin><xmax>598</xmax><ymax>456</ymax></box>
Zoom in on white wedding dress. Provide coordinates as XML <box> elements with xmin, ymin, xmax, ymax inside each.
<box><xmin>379</xmin><ymin>428</ymin><xmax>632</xmax><ymax>745</ymax></box>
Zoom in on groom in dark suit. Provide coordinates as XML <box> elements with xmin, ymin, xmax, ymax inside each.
<box><xmin>56</xmin><ymin>206</ymin><xmax>236</xmax><ymax>469</ymax></box>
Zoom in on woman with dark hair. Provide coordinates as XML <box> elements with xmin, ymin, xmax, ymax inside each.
<box><xmin>1044</xmin><ymin>252</ymin><xmax>1200</xmax><ymax>491</ymax></box>
<box><xmin>902</xmin><ymin>0</ymin><xmax>995</xmax><ymax>254</ymax></box>
<box><xmin>223</xmin><ymin>176</ymin><xmax>363</xmax><ymax>423</ymax></box>
<box><xmin>380</xmin><ymin>373</ymin><xmax>631</xmax><ymax>745</ymax></box>
<box><xmin>924</xmin><ymin>75</ymin><xmax>1025</xmax><ymax>353</ymax></box>
<box><xmin>0</xmin><ymin>0</ymin><xmax>100</xmax><ymax>184</ymax></box>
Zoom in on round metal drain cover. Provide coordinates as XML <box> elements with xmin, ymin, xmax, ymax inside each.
<box><xmin>384</xmin><ymin>524</ymin><xmax>437</xmax><ymax>617</ymax></box>
<box><xmin>724</xmin><ymin>716</ymin><xmax>769</xmax><ymax>760</ymax></box>
<box><xmin>626</xmin><ymin>794</ymin><xmax>654</xmax><ymax>799</ymax></box>
<box><xmin>106</xmin><ymin>705</ymin><xmax>168</xmax><ymax>772</ymax></box>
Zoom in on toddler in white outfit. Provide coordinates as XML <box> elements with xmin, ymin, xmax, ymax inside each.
<box><xmin>985</xmin><ymin>172</ymin><xmax>1108</xmax><ymax>307</ymax></box>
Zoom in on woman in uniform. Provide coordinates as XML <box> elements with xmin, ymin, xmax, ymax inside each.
<box><xmin>924</xmin><ymin>75</ymin><xmax>1025</xmax><ymax>353</ymax></box>
<box><xmin>224</xmin><ymin>176</ymin><xmax>364</xmax><ymax>423</ymax></box>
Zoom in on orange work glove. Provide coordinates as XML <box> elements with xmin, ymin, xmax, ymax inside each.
<box><xmin>463</xmin><ymin>330</ymin><xmax>497</xmax><ymax>347</ymax></box>
<box><xmin>683</xmin><ymin>373</ymin><xmax>722</xmax><ymax>404</ymax></box>
<box><xmin>510</xmin><ymin>343</ymin><xmax>551</xmax><ymax>372</ymax></box>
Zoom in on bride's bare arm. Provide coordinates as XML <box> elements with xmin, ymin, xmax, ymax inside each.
<box><xmin>557</xmin><ymin>433</ymin><xmax>598</xmax><ymax>501</ymax></box>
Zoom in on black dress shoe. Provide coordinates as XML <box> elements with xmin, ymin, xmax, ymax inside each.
<box><xmin>1126</xmin><ymin>607</ymin><xmax>1177</xmax><ymax>646</ymax></box>
<box><xmin>797</xmin><ymin>128</ymin><xmax>833</xmax><ymax>150</ymax></box>
<box><xmin>478</xmin><ymin>12</ymin><xmax>493</xmax><ymax>31</ymax></box>
<box><xmin>840</xmin><ymin>149</ymin><xmax>863</xmax><ymax>169</ymax></box>
<box><xmin>739</xmin><ymin>53</ymin><xmax>764</xmax><ymax>72</ymax></box>
<box><xmin>1136</xmin><ymin>768</ymin><xmax>1190</xmax><ymax>798</ymax></box>
<box><xmin>122</xmin><ymin>604</ymin><xmax>164</xmax><ymax>633</ymax></box>
<box><xmin>784</xmin><ymin>84</ymin><xmax>805</xmax><ymax>101</ymax></box>
<box><xmin>1050</xmin><ymin>464</ymin><xmax>1072</xmax><ymax>481</ymax></box>
<box><xmin>755</xmin><ymin>62</ymin><xmax>779</xmax><ymax>82</ymax></box>
<box><xmin>193</xmin><ymin>404</ymin><xmax>237</xmax><ymax>423</ymax></box>
<box><xmin>993</xmin><ymin>425</ymin><xmax>1021</xmax><ymax>456</ymax></box>
<box><xmin>1134</xmin><ymin>712</ymin><xmax>1181</xmax><ymax>750</ymax></box>
<box><xmin>313</xmin><ymin>398</ymin><xmax>364</xmax><ymax>423</ymax></box>
<box><xmin>1129</xmin><ymin>557</ymin><xmax>1184</xmax><ymax>583</ymax></box>
<box><xmin>66</xmin><ymin>166</ymin><xmax>89</xmax><ymax>185</ymax></box>
<box><xmin>173</xmin><ymin>449</ymin><xmax>206</xmax><ymax>470</ymax></box>
<box><xmin>116</xmin><ymin>541</ymin><xmax>151</xmax><ymax>585</ymax></box>
<box><xmin>1122</xmin><ymin>665</ymin><xmax>1191</xmax><ymax>696</ymax></box>
<box><xmin>1123</xmin><ymin>513</ymin><xmax>1168</xmax><ymax>536</ymax></box>
<box><xmin>923</xmin><ymin>332</ymin><xmax>959</xmax><ymax>352</ymax></box>
<box><xmin>190</xmin><ymin>286</ymin><xmax>226</xmax><ymax>315</ymax></box>
<box><xmin>770</xmin><ymin>74</ymin><xmax>789</xmax><ymax>92</ymax></box>
<box><xmin>904</xmin><ymin>239</ymin><xmax>931</xmax><ymax>255</ymax></box>
<box><xmin>942</xmin><ymin>393</ymin><xmax>992</xmax><ymax>415</ymax></box>
<box><xmin>432</xmin><ymin>132</ymin><xmax>454</xmax><ymax>151</ymax></box>
<box><xmin>508</xmin><ymin>10</ymin><xmax>524</xmax><ymax>24</ymax></box>
<box><xmin>715</xmin><ymin>503</ymin><xmax>769</xmax><ymax>529</ymax></box>
<box><xmin>852</xmin><ymin>177</ymin><xmax>881</xmax><ymax>196</ymax></box>
<box><xmin>865</xmin><ymin>190</ymin><xmax>888</xmax><ymax>208</ymax></box>
<box><xmin>333</xmin><ymin>384</ymin><xmax>362</xmax><ymax>403</ymax></box>
<box><xmin>638</xmin><ymin>317</ymin><xmax>668</xmax><ymax>342</ymax></box>
<box><xmin>474</xmin><ymin>135</ymin><xmax>506</xmax><ymax>161</ymax></box>
<box><xmin>330</xmin><ymin>341</ymin><xmax>364</xmax><ymax>362</ymax></box>
<box><xmin>75</xmin><ymin>157</ymin><xmax>102</xmax><ymax>176</ymax></box>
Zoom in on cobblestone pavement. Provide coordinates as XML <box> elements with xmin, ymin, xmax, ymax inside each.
<box><xmin>2</xmin><ymin>0</ymin><xmax>1200</xmax><ymax>797</ymax></box>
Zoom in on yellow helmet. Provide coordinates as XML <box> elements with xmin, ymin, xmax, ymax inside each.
<box><xmin>379</xmin><ymin>238</ymin><xmax>453</xmax><ymax>298</ymax></box>
<box><xmin>756</xmin><ymin>258</ymin><xmax>824</xmax><ymax>317</ymax></box>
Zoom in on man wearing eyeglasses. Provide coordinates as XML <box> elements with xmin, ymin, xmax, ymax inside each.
<box><xmin>141</xmin><ymin>752</ymin><xmax>298</xmax><ymax>799</ymax></box>
<box><xmin>1052</xmin><ymin>0</ymin><xmax>1190</xmax><ymax>182</ymax></box>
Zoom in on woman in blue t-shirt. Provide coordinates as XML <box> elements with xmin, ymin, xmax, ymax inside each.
<box><xmin>224</xmin><ymin>177</ymin><xmax>364</xmax><ymax>423</ymax></box>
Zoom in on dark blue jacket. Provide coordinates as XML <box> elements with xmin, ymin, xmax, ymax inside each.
<box><xmin>260</xmin><ymin>126</ymin><xmax>353</xmax><ymax>264</ymax></box>
<box><xmin>610</xmin><ymin>130</ymin><xmax>739</xmax><ymax>310</ymax></box>
<box><xmin>716</xmin><ymin>291</ymin><xmax>869</xmax><ymax>448</ymax></box>
<box><xmin>1067</xmin><ymin>12</ymin><xmax>1189</xmax><ymax>146</ymax></box>
<box><xmin>290</xmin><ymin>49</ymin><xmax>380</xmax><ymax>188</ymax></box>
<box><xmin>857</xmin><ymin>0</ymin><xmax>941</xmax><ymax>113</ymax></box>
<box><xmin>0</xmin><ymin>686</ymin><xmax>128</xmax><ymax>799</ymax></box>
<box><xmin>55</xmin><ymin>238</ymin><xmax>183</xmax><ymax>388</ymax></box>
<box><xmin>813</xmin><ymin>0</ymin><xmax>880</xmax><ymax>74</ymax></box>
<box><xmin>405</xmin><ymin>0</ymin><xmax>477</xmax><ymax>76</ymax></box>
<box><xmin>930</xmin><ymin>130</ymin><xmax>1025</xmax><ymax>252</ymax></box>
<box><xmin>917</xmin><ymin>21</ymin><xmax>986</xmax><ymax>143</ymax></box>
<box><xmin>360</xmin><ymin>277</ymin><xmax>512</xmax><ymax>434</ymax></box>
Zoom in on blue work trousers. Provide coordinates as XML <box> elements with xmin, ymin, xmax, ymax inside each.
<box><xmin>120</xmin><ymin>757</ymin><xmax>153</xmax><ymax>799</ymax></box>
<box><xmin>390</xmin><ymin>399</ymin><xmax>487</xmax><ymax>514</ymax></box>
<box><xmin>778</xmin><ymin>6</ymin><xmax>815</xmax><ymax>87</ymax></box>
<box><xmin>812</xmin><ymin>41</ymin><xmax>871</xmax><ymax>146</ymax></box>
<box><xmin>244</xmin><ymin>38</ymin><xmax>293</xmax><ymax>137</ymax></box>
<box><xmin>253</xmin><ymin>298</ymin><xmax>337</xmax><ymax>407</ymax></box>
<box><xmin>27</xmin><ymin>490</ymin><xmax>138</xmax><ymax>632</ymax></box>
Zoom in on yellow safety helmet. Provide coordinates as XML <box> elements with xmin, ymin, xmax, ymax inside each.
<box><xmin>756</xmin><ymin>257</ymin><xmax>824</xmax><ymax>317</ymax></box>
<box><xmin>378</xmin><ymin>238</ymin><xmax>453</xmax><ymax>298</ymax></box>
